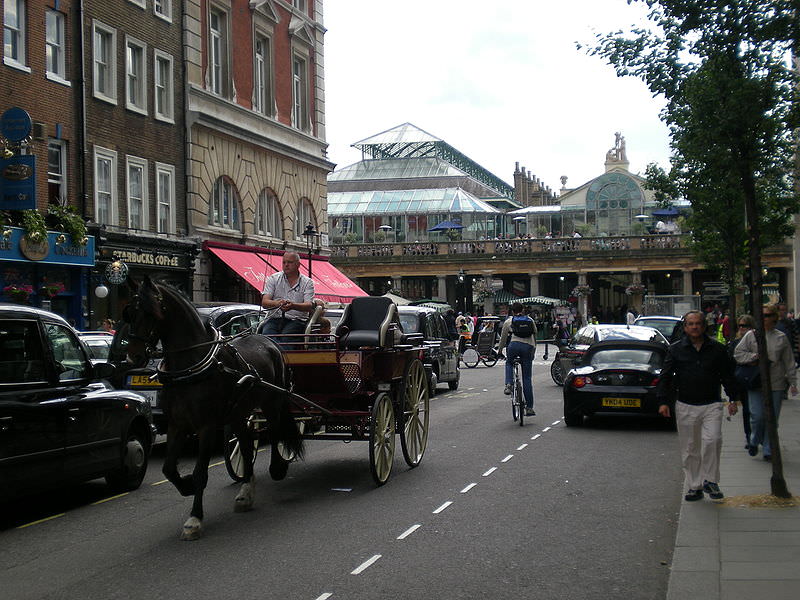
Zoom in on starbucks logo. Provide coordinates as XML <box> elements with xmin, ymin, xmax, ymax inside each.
<box><xmin>105</xmin><ymin>260</ymin><xmax>129</xmax><ymax>284</ymax></box>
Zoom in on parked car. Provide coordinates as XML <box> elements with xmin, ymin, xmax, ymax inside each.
<box><xmin>195</xmin><ymin>302</ymin><xmax>264</xmax><ymax>336</ymax></box>
<box><xmin>397</xmin><ymin>305</ymin><xmax>460</xmax><ymax>394</ymax></box>
<box><xmin>78</xmin><ymin>331</ymin><xmax>115</xmax><ymax>365</ymax></box>
<box><xmin>633</xmin><ymin>315</ymin><xmax>683</xmax><ymax>342</ymax></box>
<box><xmin>0</xmin><ymin>304</ymin><xmax>155</xmax><ymax>502</ymax></box>
<box><xmin>550</xmin><ymin>324</ymin><xmax>669</xmax><ymax>386</ymax></box>
<box><xmin>562</xmin><ymin>340</ymin><xmax>671</xmax><ymax>427</ymax></box>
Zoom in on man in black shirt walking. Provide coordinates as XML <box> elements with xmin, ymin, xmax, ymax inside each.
<box><xmin>657</xmin><ymin>310</ymin><xmax>738</xmax><ymax>501</ymax></box>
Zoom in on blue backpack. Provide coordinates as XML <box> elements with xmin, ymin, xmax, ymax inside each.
<box><xmin>510</xmin><ymin>315</ymin><xmax>535</xmax><ymax>337</ymax></box>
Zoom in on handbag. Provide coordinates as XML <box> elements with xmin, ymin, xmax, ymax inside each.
<box><xmin>735</xmin><ymin>364</ymin><xmax>761</xmax><ymax>390</ymax></box>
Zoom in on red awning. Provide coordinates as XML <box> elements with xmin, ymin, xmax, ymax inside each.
<box><xmin>307</xmin><ymin>259</ymin><xmax>368</xmax><ymax>303</ymax></box>
<box><xmin>207</xmin><ymin>247</ymin><xmax>275</xmax><ymax>292</ymax></box>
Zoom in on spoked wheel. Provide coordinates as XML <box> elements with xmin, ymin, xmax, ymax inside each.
<box><xmin>482</xmin><ymin>349</ymin><xmax>499</xmax><ymax>368</ymax></box>
<box><xmin>462</xmin><ymin>347</ymin><xmax>480</xmax><ymax>368</ymax></box>
<box><xmin>516</xmin><ymin>378</ymin><xmax>525</xmax><ymax>427</ymax></box>
<box><xmin>400</xmin><ymin>359</ymin><xmax>430</xmax><ymax>468</ymax></box>
<box><xmin>224</xmin><ymin>413</ymin><xmax>260</xmax><ymax>482</ymax></box>
<box><xmin>550</xmin><ymin>359</ymin><xmax>564</xmax><ymax>386</ymax></box>
<box><xmin>511</xmin><ymin>387</ymin><xmax>520</xmax><ymax>423</ymax></box>
<box><xmin>369</xmin><ymin>392</ymin><xmax>395</xmax><ymax>486</ymax></box>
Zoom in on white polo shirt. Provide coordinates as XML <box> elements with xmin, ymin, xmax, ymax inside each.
<box><xmin>262</xmin><ymin>271</ymin><xmax>315</xmax><ymax>321</ymax></box>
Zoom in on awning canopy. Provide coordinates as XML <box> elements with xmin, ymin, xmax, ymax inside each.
<box><xmin>208</xmin><ymin>244</ymin><xmax>367</xmax><ymax>303</ymax></box>
<box><xmin>493</xmin><ymin>289</ymin><xmax>565</xmax><ymax>306</ymax></box>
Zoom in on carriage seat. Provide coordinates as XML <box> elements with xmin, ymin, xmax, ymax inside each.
<box><xmin>335</xmin><ymin>296</ymin><xmax>399</xmax><ymax>350</ymax></box>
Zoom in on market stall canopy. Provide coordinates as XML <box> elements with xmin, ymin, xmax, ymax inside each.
<box><xmin>428</xmin><ymin>220</ymin><xmax>464</xmax><ymax>231</ymax></box>
<box><xmin>493</xmin><ymin>289</ymin><xmax>565</xmax><ymax>306</ymax></box>
<box><xmin>382</xmin><ymin>292</ymin><xmax>411</xmax><ymax>305</ymax></box>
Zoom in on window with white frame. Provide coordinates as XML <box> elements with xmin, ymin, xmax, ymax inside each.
<box><xmin>4</xmin><ymin>0</ymin><xmax>26</xmax><ymax>67</ymax></box>
<box><xmin>126</xmin><ymin>0</ymin><xmax>146</xmax><ymax>8</ymax></box>
<box><xmin>156</xmin><ymin>163</ymin><xmax>175</xmax><ymax>234</ymax></box>
<box><xmin>208</xmin><ymin>7</ymin><xmax>229</xmax><ymax>97</ymax></box>
<box><xmin>126</xmin><ymin>37</ymin><xmax>147</xmax><ymax>113</ymax></box>
<box><xmin>209</xmin><ymin>177</ymin><xmax>239</xmax><ymax>230</ymax></box>
<box><xmin>293</xmin><ymin>0</ymin><xmax>306</xmax><ymax>13</ymax></box>
<box><xmin>47</xmin><ymin>140</ymin><xmax>67</xmax><ymax>206</ymax></box>
<box><xmin>292</xmin><ymin>54</ymin><xmax>309</xmax><ymax>131</ymax></box>
<box><xmin>46</xmin><ymin>10</ymin><xmax>66</xmax><ymax>81</ymax></box>
<box><xmin>93</xmin><ymin>21</ymin><xmax>117</xmax><ymax>103</ymax></box>
<box><xmin>253</xmin><ymin>34</ymin><xmax>273</xmax><ymax>116</ymax></box>
<box><xmin>126</xmin><ymin>156</ymin><xmax>148</xmax><ymax>230</ymax></box>
<box><xmin>94</xmin><ymin>147</ymin><xmax>117</xmax><ymax>226</ymax></box>
<box><xmin>154</xmin><ymin>0</ymin><xmax>172</xmax><ymax>21</ymax></box>
<box><xmin>154</xmin><ymin>50</ymin><xmax>174</xmax><ymax>121</ymax></box>
<box><xmin>255</xmin><ymin>189</ymin><xmax>282</xmax><ymax>237</ymax></box>
<box><xmin>294</xmin><ymin>198</ymin><xmax>314</xmax><ymax>240</ymax></box>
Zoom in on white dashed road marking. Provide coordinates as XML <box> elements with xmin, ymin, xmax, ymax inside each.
<box><xmin>517</xmin><ymin>443</ymin><xmax>528</xmax><ymax>450</ymax></box>
<box><xmin>315</xmin><ymin>594</ymin><xmax>333</xmax><ymax>600</ymax></box>
<box><xmin>542</xmin><ymin>427</ymin><xmax>551</xmax><ymax>432</ymax></box>
<box><xmin>461</xmin><ymin>483</ymin><xmax>477</xmax><ymax>493</ymax></box>
<box><xmin>531</xmin><ymin>434</ymin><xmax>541</xmax><ymax>440</ymax></box>
<box><xmin>552</xmin><ymin>420</ymin><xmax>561</xmax><ymax>426</ymax></box>
<box><xmin>501</xmin><ymin>454</ymin><xmax>513</xmax><ymax>463</ymax></box>
<box><xmin>351</xmin><ymin>555</ymin><xmax>381</xmax><ymax>575</ymax></box>
<box><xmin>397</xmin><ymin>524</ymin><xmax>421</xmax><ymax>539</ymax></box>
<box><xmin>433</xmin><ymin>501</ymin><xmax>453</xmax><ymax>514</ymax></box>
<box><xmin>482</xmin><ymin>467</ymin><xmax>497</xmax><ymax>477</ymax></box>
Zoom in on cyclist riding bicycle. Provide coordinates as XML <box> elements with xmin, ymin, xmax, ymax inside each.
<box><xmin>499</xmin><ymin>303</ymin><xmax>537</xmax><ymax>416</ymax></box>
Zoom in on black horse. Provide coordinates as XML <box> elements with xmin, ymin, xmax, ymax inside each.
<box><xmin>123</xmin><ymin>276</ymin><xmax>303</xmax><ymax>540</ymax></box>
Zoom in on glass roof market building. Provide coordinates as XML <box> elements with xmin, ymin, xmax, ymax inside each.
<box><xmin>327</xmin><ymin>123</ymin><xmax>518</xmax><ymax>243</ymax></box>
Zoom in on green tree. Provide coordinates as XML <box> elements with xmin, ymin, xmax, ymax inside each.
<box><xmin>589</xmin><ymin>0</ymin><xmax>799</xmax><ymax>497</ymax></box>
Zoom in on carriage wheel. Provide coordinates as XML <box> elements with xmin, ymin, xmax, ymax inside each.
<box><xmin>462</xmin><ymin>347</ymin><xmax>480</xmax><ymax>368</ymax></box>
<box><xmin>223</xmin><ymin>415</ymin><xmax>260</xmax><ymax>483</ymax></box>
<box><xmin>400</xmin><ymin>359</ymin><xmax>430</xmax><ymax>468</ymax></box>
<box><xmin>369</xmin><ymin>392</ymin><xmax>395</xmax><ymax>486</ymax></box>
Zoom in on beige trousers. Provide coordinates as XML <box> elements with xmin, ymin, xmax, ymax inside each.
<box><xmin>676</xmin><ymin>401</ymin><xmax>724</xmax><ymax>490</ymax></box>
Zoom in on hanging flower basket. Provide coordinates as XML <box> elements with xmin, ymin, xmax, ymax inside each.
<box><xmin>625</xmin><ymin>283</ymin><xmax>647</xmax><ymax>296</ymax></box>
<box><xmin>40</xmin><ymin>282</ymin><xmax>66</xmax><ymax>299</ymax></box>
<box><xmin>3</xmin><ymin>284</ymin><xmax>34</xmax><ymax>304</ymax></box>
<box><xmin>571</xmin><ymin>284</ymin><xmax>592</xmax><ymax>297</ymax></box>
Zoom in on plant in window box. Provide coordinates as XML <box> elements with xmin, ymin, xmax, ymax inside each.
<box><xmin>625</xmin><ymin>283</ymin><xmax>647</xmax><ymax>296</ymax></box>
<box><xmin>20</xmin><ymin>210</ymin><xmax>47</xmax><ymax>243</ymax></box>
<box><xmin>570</xmin><ymin>284</ymin><xmax>592</xmax><ymax>297</ymax></box>
<box><xmin>39</xmin><ymin>281</ymin><xmax>66</xmax><ymax>299</ymax></box>
<box><xmin>47</xmin><ymin>204</ymin><xmax>88</xmax><ymax>245</ymax></box>
<box><xmin>3</xmin><ymin>284</ymin><xmax>34</xmax><ymax>304</ymax></box>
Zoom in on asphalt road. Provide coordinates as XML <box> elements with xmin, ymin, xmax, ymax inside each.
<box><xmin>0</xmin><ymin>356</ymin><xmax>682</xmax><ymax>600</ymax></box>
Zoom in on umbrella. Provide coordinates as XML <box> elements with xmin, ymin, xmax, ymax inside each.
<box><xmin>428</xmin><ymin>220</ymin><xmax>464</xmax><ymax>232</ymax></box>
<box><xmin>652</xmin><ymin>207</ymin><xmax>679</xmax><ymax>217</ymax></box>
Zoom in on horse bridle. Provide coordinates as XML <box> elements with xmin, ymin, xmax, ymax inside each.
<box><xmin>124</xmin><ymin>291</ymin><xmax>165</xmax><ymax>360</ymax></box>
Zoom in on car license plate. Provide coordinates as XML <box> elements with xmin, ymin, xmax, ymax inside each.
<box><xmin>136</xmin><ymin>390</ymin><xmax>159</xmax><ymax>407</ymax></box>
<box><xmin>127</xmin><ymin>374</ymin><xmax>161</xmax><ymax>387</ymax></box>
<box><xmin>601</xmin><ymin>397</ymin><xmax>641</xmax><ymax>408</ymax></box>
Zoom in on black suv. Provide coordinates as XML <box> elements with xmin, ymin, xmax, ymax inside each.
<box><xmin>398</xmin><ymin>306</ymin><xmax>460</xmax><ymax>394</ymax></box>
<box><xmin>0</xmin><ymin>304</ymin><xmax>155</xmax><ymax>502</ymax></box>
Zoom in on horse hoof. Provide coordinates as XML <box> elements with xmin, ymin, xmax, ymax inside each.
<box><xmin>234</xmin><ymin>483</ymin><xmax>255</xmax><ymax>512</ymax></box>
<box><xmin>180</xmin><ymin>517</ymin><xmax>203</xmax><ymax>541</ymax></box>
<box><xmin>269</xmin><ymin>463</ymin><xmax>289</xmax><ymax>481</ymax></box>
<box><xmin>234</xmin><ymin>499</ymin><xmax>253</xmax><ymax>513</ymax></box>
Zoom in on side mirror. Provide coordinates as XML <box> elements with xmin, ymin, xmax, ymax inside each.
<box><xmin>93</xmin><ymin>362</ymin><xmax>117</xmax><ymax>379</ymax></box>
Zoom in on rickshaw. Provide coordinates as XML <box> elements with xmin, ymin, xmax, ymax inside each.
<box><xmin>460</xmin><ymin>315</ymin><xmax>503</xmax><ymax>368</ymax></box>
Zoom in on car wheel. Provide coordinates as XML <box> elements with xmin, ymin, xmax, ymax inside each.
<box><xmin>106</xmin><ymin>426</ymin><xmax>150</xmax><ymax>492</ymax></box>
<box><xmin>448</xmin><ymin>368</ymin><xmax>460</xmax><ymax>390</ymax></box>
<box><xmin>550</xmin><ymin>359</ymin><xmax>564</xmax><ymax>386</ymax></box>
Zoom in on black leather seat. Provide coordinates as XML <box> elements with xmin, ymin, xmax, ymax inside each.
<box><xmin>335</xmin><ymin>297</ymin><xmax>397</xmax><ymax>350</ymax></box>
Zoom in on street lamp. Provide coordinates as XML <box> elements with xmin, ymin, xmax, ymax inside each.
<box><xmin>458</xmin><ymin>269</ymin><xmax>467</xmax><ymax>312</ymax></box>
<box><xmin>302</xmin><ymin>222</ymin><xmax>318</xmax><ymax>277</ymax></box>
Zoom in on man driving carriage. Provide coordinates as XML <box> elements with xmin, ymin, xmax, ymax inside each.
<box><xmin>260</xmin><ymin>252</ymin><xmax>315</xmax><ymax>341</ymax></box>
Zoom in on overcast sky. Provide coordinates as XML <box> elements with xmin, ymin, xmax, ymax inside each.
<box><xmin>323</xmin><ymin>0</ymin><xmax>672</xmax><ymax>195</ymax></box>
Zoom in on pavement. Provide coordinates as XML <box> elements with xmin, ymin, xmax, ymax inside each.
<box><xmin>666</xmin><ymin>395</ymin><xmax>800</xmax><ymax>599</ymax></box>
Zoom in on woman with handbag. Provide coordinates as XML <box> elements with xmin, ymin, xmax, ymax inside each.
<box><xmin>728</xmin><ymin>314</ymin><xmax>755</xmax><ymax>451</ymax></box>
<box><xmin>733</xmin><ymin>304</ymin><xmax>797</xmax><ymax>461</ymax></box>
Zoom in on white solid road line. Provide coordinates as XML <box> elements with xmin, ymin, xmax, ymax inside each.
<box><xmin>351</xmin><ymin>555</ymin><xmax>382</xmax><ymax>575</ymax></box>
<box><xmin>397</xmin><ymin>524</ymin><xmax>422</xmax><ymax>539</ymax></box>
<box><xmin>461</xmin><ymin>483</ymin><xmax>477</xmax><ymax>493</ymax></box>
<box><xmin>433</xmin><ymin>501</ymin><xmax>453</xmax><ymax>514</ymax></box>
<box><xmin>517</xmin><ymin>443</ymin><xmax>528</xmax><ymax>450</ymax></box>
<box><xmin>501</xmin><ymin>454</ymin><xmax>513</xmax><ymax>463</ymax></box>
<box><xmin>482</xmin><ymin>467</ymin><xmax>497</xmax><ymax>476</ymax></box>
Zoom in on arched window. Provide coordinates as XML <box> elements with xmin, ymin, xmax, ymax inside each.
<box><xmin>209</xmin><ymin>176</ymin><xmax>240</xmax><ymax>230</ymax></box>
<box><xmin>294</xmin><ymin>198</ymin><xmax>315</xmax><ymax>239</ymax></box>
<box><xmin>255</xmin><ymin>188</ymin><xmax>283</xmax><ymax>238</ymax></box>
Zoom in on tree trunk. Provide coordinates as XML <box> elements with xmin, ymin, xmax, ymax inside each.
<box><xmin>742</xmin><ymin>169</ymin><xmax>791</xmax><ymax>498</ymax></box>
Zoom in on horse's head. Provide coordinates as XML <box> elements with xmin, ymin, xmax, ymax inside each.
<box><xmin>122</xmin><ymin>276</ymin><xmax>165</xmax><ymax>367</ymax></box>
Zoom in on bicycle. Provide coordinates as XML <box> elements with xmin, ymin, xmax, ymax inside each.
<box><xmin>509</xmin><ymin>356</ymin><xmax>525</xmax><ymax>426</ymax></box>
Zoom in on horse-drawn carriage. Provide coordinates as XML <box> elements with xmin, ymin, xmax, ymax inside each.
<box><xmin>122</xmin><ymin>279</ymin><xmax>429</xmax><ymax>539</ymax></box>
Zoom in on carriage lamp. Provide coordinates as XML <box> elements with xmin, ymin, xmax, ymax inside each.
<box><xmin>302</xmin><ymin>223</ymin><xmax>318</xmax><ymax>276</ymax></box>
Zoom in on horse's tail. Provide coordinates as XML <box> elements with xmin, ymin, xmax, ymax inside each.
<box><xmin>273</xmin><ymin>345</ymin><xmax>304</xmax><ymax>460</ymax></box>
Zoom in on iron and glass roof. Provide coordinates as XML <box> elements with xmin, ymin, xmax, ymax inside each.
<box><xmin>328</xmin><ymin>157</ymin><xmax>467</xmax><ymax>182</ymax></box>
<box><xmin>327</xmin><ymin>187</ymin><xmax>502</xmax><ymax>216</ymax></box>
<box><xmin>349</xmin><ymin>123</ymin><xmax>515</xmax><ymax>200</ymax></box>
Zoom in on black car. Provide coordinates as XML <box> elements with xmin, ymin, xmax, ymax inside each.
<box><xmin>550</xmin><ymin>324</ymin><xmax>668</xmax><ymax>386</ymax></box>
<box><xmin>110</xmin><ymin>302</ymin><xmax>264</xmax><ymax>434</ymax></box>
<box><xmin>0</xmin><ymin>304</ymin><xmax>155</xmax><ymax>502</ymax></box>
<box><xmin>398</xmin><ymin>305</ymin><xmax>460</xmax><ymax>394</ymax></box>
<box><xmin>562</xmin><ymin>340</ymin><xmax>670</xmax><ymax>427</ymax></box>
<box><xmin>77</xmin><ymin>331</ymin><xmax>115</xmax><ymax>365</ymax></box>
